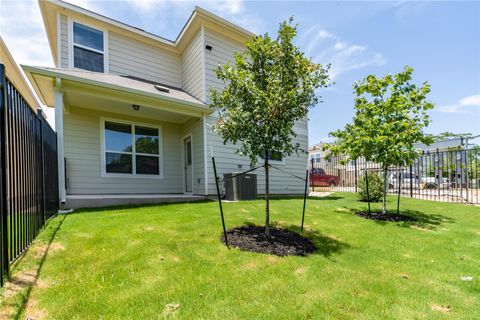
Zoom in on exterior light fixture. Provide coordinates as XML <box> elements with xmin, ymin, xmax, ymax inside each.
<box><xmin>205</xmin><ymin>44</ymin><xmax>212</xmax><ymax>51</ymax></box>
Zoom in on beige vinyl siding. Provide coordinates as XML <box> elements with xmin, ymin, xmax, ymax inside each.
<box><xmin>204</xmin><ymin>28</ymin><xmax>245</xmax><ymax>104</ymax></box>
<box><xmin>108</xmin><ymin>32</ymin><xmax>182</xmax><ymax>88</ymax></box>
<box><xmin>64</xmin><ymin>106</ymin><xmax>184</xmax><ymax>195</ymax></box>
<box><xmin>60</xmin><ymin>14</ymin><xmax>68</xmax><ymax>68</ymax></box>
<box><xmin>181</xmin><ymin>30</ymin><xmax>204</xmax><ymax>101</ymax></box>
<box><xmin>204</xmin><ymin>27</ymin><xmax>308</xmax><ymax>195</ymax></box>
<box><xmin>182</xmin><ymin>118</ymin><xmax>206</xmax><ymax>195</ymax></box>
<box><xmin>207</xmin><ymin>116</ymin><xmax>308</xmax><ymax>195</ymax></box>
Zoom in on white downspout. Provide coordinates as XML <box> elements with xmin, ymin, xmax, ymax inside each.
<box><xmin>54</xmin><ymin>77</ymin><xmax>66</xmax><ymax>207</ymax></box>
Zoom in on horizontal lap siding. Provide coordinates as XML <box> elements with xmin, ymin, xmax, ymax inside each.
<box><xmin>204</xmin><ymin>29</ymin><xmax>244</xmax><ymax>103</ymax></box>
<box><xmin>183</xmin><ymin>118</ymin><xmax>205</xmax><ymax>195</ymax></box>
<box><xmin>181</xmin><ymin>30</ymin><xmax>204</xmax><ymax>101</ymax></box>
<box><xmin>109</xmin><ymin>32</ymin><xmax>182</xmax><ymax>88</ymax></box>
<box><xmin>60</xmin><ymin>14</ymin><xmax>68</xmax><ymax>68</ymax></box>
<box><xmin>64</xmin><ymin>106</ymin><xmax>183</xmax><ymax>195</ymax></box>
<box><xmin>204</xmin><ymin>28</ymin><xmax>308</xmax><ymax>195</ymax></box>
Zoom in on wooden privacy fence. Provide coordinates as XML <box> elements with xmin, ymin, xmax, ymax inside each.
<box><xmin>0</xmin><ymin>64</ymin><xmax>59</xmax><ymax>285</ymax></box>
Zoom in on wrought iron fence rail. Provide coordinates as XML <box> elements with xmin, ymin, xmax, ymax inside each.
<box><xmin>309</xmin><ymin>148</ymin><xmax>480</xmax><ymax>205</ymax></box>
<box><xmin>0</xmin><ymin>64</ymin><xmax>59</xmax><ymax>285</ymax></box>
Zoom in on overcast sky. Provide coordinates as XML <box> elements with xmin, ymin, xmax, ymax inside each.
<box><xmin>1</xmin><ymin>0</ymin><xmax>479</xmax><ymax>144</ymax></box>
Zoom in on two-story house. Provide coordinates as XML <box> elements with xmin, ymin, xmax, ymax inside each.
<box><xmin>23</xmin><ymin>0</ymin><xmax>309</xmax><ymax>208</ymax></box>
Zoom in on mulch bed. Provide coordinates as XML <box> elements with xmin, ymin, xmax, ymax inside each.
<box><xmin>356</xmin><ymin>211</ymin><xmax>417</xmax><ymax>222</ymax></box>
<box><xmin>221</xmin><ymin>226</ymin><xmax>316</xmax><ymax>257</ymax></box>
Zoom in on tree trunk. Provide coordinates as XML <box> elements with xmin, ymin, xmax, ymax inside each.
<box><xmin>382</xmin><ymin>167</ymin><xmax>388</xmax><ymax>214</ymax></box>
<box><xmin>264</xmin><ymin>152</ymin><xmax>270</xmax><ymax>236</ymax></box>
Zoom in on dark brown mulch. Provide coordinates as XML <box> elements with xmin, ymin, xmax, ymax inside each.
<box><xmin>221</xmin><ymin>226</ymin><xmax>316</xmax><ymax>257</ymax></box>
<box><xmin>356</xmin><ymin>211</ymin><xmax>417</xmax><ymax>222</ymax></box>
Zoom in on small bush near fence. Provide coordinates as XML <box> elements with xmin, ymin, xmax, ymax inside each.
<box><xmin>358</xmin><ymin>173</ymin><xmax>384</xmax><ymax>202</ymax></box>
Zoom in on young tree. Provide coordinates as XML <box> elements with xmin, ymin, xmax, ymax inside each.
<box><xmin>327</xmin><ymin>66</ymin><xmax>434</xmax><ymax>214</ymax></box>
<box><xmin>210</xmin><ymin>18</ymin><xmax>330</xmax><ymax>235</ymax></box>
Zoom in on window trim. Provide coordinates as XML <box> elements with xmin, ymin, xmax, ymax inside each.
<box><xmin>68</xmin><ymin>18</ymin><xmax>109</xmax><ymax>72</ymax></box>
<box><xmin>100</xmin><ymin>117</ymin><xmax>163</xmax><ymax>179</ymax></box>
<box><xmin>259</xmin><ymin>150</ymin><xmax>286</xmax><ymax>165</ymax></box>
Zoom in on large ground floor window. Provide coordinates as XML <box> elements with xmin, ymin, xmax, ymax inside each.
<box><xmin>101</xmin><ymin>118</ymin><xmax>162</xmax><ymax>177</ymax></box>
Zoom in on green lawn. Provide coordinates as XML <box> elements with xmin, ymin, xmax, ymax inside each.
<box><xmin>1</xmin><ymin>193</ymin><xmax>479</xmax><ymax>319</ymax></box>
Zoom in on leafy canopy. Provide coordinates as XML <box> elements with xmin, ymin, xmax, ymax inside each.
<box><xmin>327</xmin><ymin>66</ymin><xmax>434</xmax><ymax>168</ymax></box>
<box><xmin>210</xmin><ymin>17</ymin><xmax>330</xmax><ymax>163</ymax></box>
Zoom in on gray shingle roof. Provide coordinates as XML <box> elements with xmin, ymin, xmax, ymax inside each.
<box><xmin>29</xmin><ymin>66</ymin><xmax>205</xmax><ymax>106</ymax></box>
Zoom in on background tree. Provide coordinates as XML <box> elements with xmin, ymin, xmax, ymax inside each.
<box><xmin>210</xmin><ymin>18</ymin><xmax>330</xmax><ymax>234</ymax></box>
<box><xmin>326</xmin><ymin>66</ymin><xmax>434</xmax><ymax>214</ymax></box>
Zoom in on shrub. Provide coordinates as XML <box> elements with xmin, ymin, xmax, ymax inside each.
<box><xmin>358</xmin><ymin>173</ymin><xmax>384</xmax><ymax>202</ymax></box>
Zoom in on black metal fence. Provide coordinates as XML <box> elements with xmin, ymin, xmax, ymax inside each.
<box><xmin>309</xmin><ymin>148</ymin><xmax>480</xmax><ymax>205</ymax></box>
<box><xmin>0</xmin><ymin>64</ymin><xmax>59</xmax><ymax>285</ymax></box>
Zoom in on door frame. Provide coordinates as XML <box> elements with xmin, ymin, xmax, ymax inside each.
<box><xmin>182</xmin><ymin>133</ymin><xmax>193</xmax><ymax>194</ymax></box>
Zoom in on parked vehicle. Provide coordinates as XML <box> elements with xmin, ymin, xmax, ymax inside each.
<box><xmin>310</xmin><ymin>168</ymin><xmax>340</xmax><ymax>187</ymax></box>
<box><xmin>389</xmin><ymin>171</ymin><xmax>448</xmax><ymax>189</ymax></box>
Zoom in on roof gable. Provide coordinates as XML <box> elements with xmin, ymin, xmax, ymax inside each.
<box><xmin>39</xmin><ymin>0</ymin><xmax>255</xmax><ymax>65</ymax></box>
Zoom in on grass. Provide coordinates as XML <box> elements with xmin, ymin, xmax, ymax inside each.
<box><xmin>1</xmin><ymin>193</ymin><xmax>479</xmax><ymax>319</ymax></box>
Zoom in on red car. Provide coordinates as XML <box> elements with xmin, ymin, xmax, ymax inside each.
<box><xmin>310</xmin><ymin>168</ymin><xmax>340</xmax><ymax>187</ymax></box>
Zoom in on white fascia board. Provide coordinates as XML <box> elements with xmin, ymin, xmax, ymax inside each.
<box><xmin>21</xmin><ymin>65</ymin><xmax>211</xmax><ymax>113</ymax></box>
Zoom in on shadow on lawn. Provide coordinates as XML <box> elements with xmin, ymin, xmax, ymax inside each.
<box><xmin>5</xmin><ymin>214</ymin><xmax>67</xmax><ymax>319</ymax></box>
<box><xmin>265</xmin><ymin>195</ymin><xmax>344</xmax><ymax>201</ymax></box>
<box><xmin>70</xmin><ymin>199</ymin><xmax>214</xmax><ymax>214</ymax></box>
<box><xmin>339</xmin><ymin>206</ymin><xmax>454</xmax><ymax>231</ymax></box>
<box><xmin>287</xmin><ymin>225</ymin><xmax>350</xmax><ymax>257</ymax></box>
<box><xmin>395</xmin><ymin>210</ymin><xmax>455</xmax><ymax>230</ymax></box>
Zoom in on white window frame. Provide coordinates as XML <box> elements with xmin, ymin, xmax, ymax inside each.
<box><xmin>68</xmin><ymin>18</ymin><xmax>109</xmax><ymax>72</ymax></box>
<box><xmin>100</xmin><ymin>117</ymin><xmax>163</xmax><ymax>179</ymax></box>
<box><xmin>259</xmin><ymin>150</ymin><xmax>286</xmax><ymax>166</ymax></box>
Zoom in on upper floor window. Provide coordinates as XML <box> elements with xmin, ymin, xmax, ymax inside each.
<box><xmin>73</xmin><ymin>22</ymin><xmax>104</xmax><ymax>72</ymax></box>
<box><xmin>262</xmin><ymin>150</ymin><xmax>283</xmax><ymax>163</ymax></box>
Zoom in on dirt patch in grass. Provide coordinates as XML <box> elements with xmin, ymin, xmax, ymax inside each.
<box><xmin>31</xmin><ymin>242</ymin><xmax>65</xmax><ymax>260</ymax></box>
<box><xmin>431</xmin><ymin>304</ymin><xmax>450</xmax><ymax>313</ymax></box>
<box><xmin>221</xmin><ymin>226</ymin><xmax>316</xmax><ymax>257</ymax></box>
<box><xmin>243</xmin><ymin>262</ymin><xmax>258</xmax><ymax>270</ymax></box>
<box><xmin>295</xmin><ymin>267</ymin><xmax>306</xmax><ymax>274</ymax></box>
<box><xmin>3</xmin><ymin>269</ymin><xmax>38</xmax><ymax>299</ymax></box>
<box><xmin>356</xmin><ymin>211</ymin><xmax>417</xmax><ymax>222</ymax></box>
<box><xmin>24</xmin><ymin>298</ymin><xmax>48</xmax><ymax>320</ymax></box>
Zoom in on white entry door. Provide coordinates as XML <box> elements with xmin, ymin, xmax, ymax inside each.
<box><xmin>184</xmin><ymin>137</ymin><xmax>193</xmax><ymax>193</ymax></box>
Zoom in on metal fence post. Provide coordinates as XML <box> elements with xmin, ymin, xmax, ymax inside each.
<box><xmin>301</xmin><ymin>170</ymin><xmax>308</xmax><ymax>232</ymax></box>
<box><xmin>409</xmin><ymin>164</ymin><xmax>413</xmax><ymax>198</ymax></box>
<box><xmin>310</xmin><ymin>157</ymin><xmax>314</xmax><ymax>192</ymax></box>
<box><xmin>354</xmin><ymin>159</ymin><xmax>358</xmax><ymax>193</ymax></box>
<box><xmin>212</xmin><ymin>157</ymin><xmax>228</xmax><ymax>247</ymax></box>
<box><xmin>397</xmin><ymin>172</ymin><xmax>402</xmax><ymax>215</ymax></box>
<box><xmin>0</xmin><ymin>64</ymin><xmax>9</xmax><ymax>282</ymax></box>
<box><xmin>365</xmin><ymin>170</ymin><xmax>371</xmax><ymax>214</ymax></box>
<box><xmin>38</xmin><ymin>110</ymin><xmax>46</xmax><ymax>225</ymax></box>
<box><xmin>465</xmin><ymin>140</ymin><xmax>469</xmax><ymax>203</ymax></box>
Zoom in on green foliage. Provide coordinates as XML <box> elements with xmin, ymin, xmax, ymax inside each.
<box><xmin>428</xmin><ymin>131</ymin><xmax>473</xmax><ymax>141</ymax></box>
<box><xmin>326</xmin><ymin>66</ymin><xmax>434</xmax><ymax>213</ymax></box>
<box><xmin>210</xmin><ymin>17</ymin><xmax>330</xmax><ymax>164</ymax></box>
<box><xmin>357</xmin><ymin>173</ymin><xmax>384</xmax><ymax>202</ymax></box>
<box><xmin>327</xmin><ymin>66</ymin><xmax>434</xmax><ymax>167</ymax></box>
<box><xmin>209</xmin><ymin>17</ymin><xmax>330</xmax><ymax>232</ymax></box>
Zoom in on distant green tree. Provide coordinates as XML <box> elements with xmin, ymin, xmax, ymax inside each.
<box><xmin>427</xmin><ymin>132</ymin><xmax>473</xmax><ymax>141</ymax></box>
<box><xmin>326</xmin><ymin>66</ymin><xmax>434</xmax><ymax>214</ymax></box>
<box><xmin>210</xmin><ymin>18</ymin><xmax>330</xmax><ymax>234</ymax></box>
